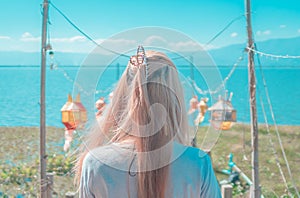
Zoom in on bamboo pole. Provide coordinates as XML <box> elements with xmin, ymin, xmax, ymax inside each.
<box><xmin>245</xmin><ymin>0</ymin><xmax>260</xmax><ymax>197</ymax></box>
<box><xmin>40</xmin><ymin>0</ymin><xmax>49</xmax><ymax>197</ymax></box>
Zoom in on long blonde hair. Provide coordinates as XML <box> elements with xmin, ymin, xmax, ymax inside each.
<box><xmin>75</xmin><ymin>50</ymin><xmax>190</xmax><ymax>198</ymax></box>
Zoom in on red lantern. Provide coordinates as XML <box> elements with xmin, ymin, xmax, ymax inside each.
<box><xmin>61</xmin><ymin>94</ymin><xmax>87</xmax><ymax>130</ymax></box>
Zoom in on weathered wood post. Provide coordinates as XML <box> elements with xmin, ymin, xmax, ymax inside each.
<box><xmin>221</xmin><ymin>184</ymin><xmax>233</xmax><ymax>198</ymax></box>
<box><xmin>46</xmin><ymin>172</ymin><xmax>54</xmax><ymax>198</ymax></box>
<box><xmin>40</xmin><ymin>0</ymin><xmax>49</xmax><ymax>197</ymax></box>
<box><xmin>245</xmin><ymin>0</ymin><xmax>260</xmax><ymax>197</ymax></box>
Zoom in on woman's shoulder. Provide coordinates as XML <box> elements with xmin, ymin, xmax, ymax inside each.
<box><xmin>173</xmin><ymin>142</ymin><xmax>212</xmax><ymax>167</ymax></box>
<box><xmin>174</xmin><ymin>141</ymin><xmax>209</xmax><ymax>157</ymax></box>
<box><xmin>82</xmin><ymin>143</ymin><xmax>135</xmax><ymax>172</ymax></box>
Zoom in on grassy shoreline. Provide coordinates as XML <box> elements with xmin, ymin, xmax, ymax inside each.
<box><xmin>1</xmin><ymin>124</ymin><xmax>299</xmax><ymax>197</ymax></box>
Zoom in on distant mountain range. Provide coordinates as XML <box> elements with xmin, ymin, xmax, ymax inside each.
<box><xmin>210</xmin><ymin>36</ymin><xmax>300</xmax><ymax>67</ymax></box>
<box><xmin>1</xmin><ymin>37</ymin><xmax>300</xmax><ymax>67</ymax></box>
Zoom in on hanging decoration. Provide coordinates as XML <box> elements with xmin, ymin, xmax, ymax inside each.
<box><xmin>49</xmin><ymin>50</ymin><xmax>55</xmax><ymax>69</ymax></box>
<box><xmin>247</xmin><ymin>47</ymin><xmax>300</xmax><ymax>59</ymax></box>
<box><xmin>95</xmin><ymin>97</ymin><xmax>106</xmax><ymax>118</ymax></box>
<box><xmin>188</xmin><ymin>96</ymin><xmax>209</xmax><ymax>126</ymax></box>
<box><xmin>194</xmin><ymin>97</ymin><xmax>209</xmax><ymax>126</ymax></box>
<box><xmin>61</xmin><ymin>94</ymin><xmax>87</xmax><ymax>151</ymax></box>
<box><xmin>208</xmin><ymin>92</ymin><xmax>236</xmax><ymax>130</ymax></box>
<box><xmin>188</xmin><ymin>95</ymin><xmax>199</xmax><ymax>115</ymax></box>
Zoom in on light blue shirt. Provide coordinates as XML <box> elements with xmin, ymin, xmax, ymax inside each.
<box><xmin>80</xmin><ymin>141</ymin><xmax>221</xmax><ymax>198</ymax></box>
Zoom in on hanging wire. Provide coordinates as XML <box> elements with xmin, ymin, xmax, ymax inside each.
<box><xmin>247</xmin><ymin>47</ymin><xmax>300</xmax><ymax>59</ymax></box>
<box><xmin>205</xmin><ymin>14</ymin><xmax>245</xmax><ymax>46</ymax></box>
<box><xmin>255</xmin><ymin>43</ymin><xmax>300</xmax><ymax>197</ymax></box>
<box><xmin>46</xmin><ymin>11</ymin><xmax>53</xmax><ymax>55</ymax></box>
<box><xmin>54</xmin><ymin>66</ymin><xmax>115</xmax><ymax>96</ymax></box>
<box><xmin>49</xmin><ymin>1</ymin><xmax>130</xmax><ymax>58</ymax></box>
<box><xmin>47</xmin><ymin>1</ymin><xmax>126</xmax><ymax>98</ymax></box>
<box><xmin>171</xmin><ymin>14</ymin><xmax>246</xmax><ymax>60</ymax></box>
<box><xmin>240</xmin><ymin>73</ymin><xmax>251</xmax><ymax>161</ymax></box>
<box><xmin>257</xmin><ymin>89</ymin><xmax>291</xmax><ymax>196</ymax></box>
<box><xmin>191</xmin><ymin>50</ymin><xmax>246</xmax><ymax>95</ymax></box>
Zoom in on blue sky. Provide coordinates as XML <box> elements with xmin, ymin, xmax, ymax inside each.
<box><xmin>0</xmin><ymin>0</ymin><xmax>300</xmax><ymax>53</ymax></box>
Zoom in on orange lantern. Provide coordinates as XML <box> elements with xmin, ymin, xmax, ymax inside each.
<box><xmin>208</xmin><ymin>94</ymin><xmax>236</xmax><ymax>130</ymax></box>
<box><xmin>61</xmin><ymin>94</ymin><xmax>87</xmax><ymax>130</ymax></box>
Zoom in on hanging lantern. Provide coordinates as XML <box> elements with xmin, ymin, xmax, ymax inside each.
<box><xmin>194</xmin><ymin>97</ymin><xmax>209</xmax><ymax>126</ymax></box>
<box><xmin>49</xmin><ymin>50</ymin><xmax>54</xmax><ymax>59</ymax></box>
<box><xmin>208</xmin><ymin>93</ymin><xmax>236</xmax><ymax>130</ymax></box>
<box><xmin>188</xmin><ymin>95</ymin><xmax>198</xmax><ymax>115</ymax></box>
<box><xmin>95</xmin><ymin>97</ymin><xmax>106</xmax><ymax>117</ymax></box>
<box><xmin>61</xmin><ymin>94</ymin><xmax>87</xmax><ymax>130</ymax></box>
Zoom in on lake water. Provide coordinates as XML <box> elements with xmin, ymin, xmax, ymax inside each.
<box><xmin>0</xmin><ymin>65</ymin><xmax>299</xmax><ymax>127</ymax></box>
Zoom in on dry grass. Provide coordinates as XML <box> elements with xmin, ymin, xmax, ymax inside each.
<box><xmin>0</xmin><ymin>125</ymin><xmax>299</xmax><ymax>197</ymax></box>
<box><xmin>0</xmin><ymin>127</ymin><xmax>77</xmax><ymax>197</ymax></box>
<box><xmin>196</xmin><ymin>124</ymin><xmax>300</xmax><ymax>197</ymax></box>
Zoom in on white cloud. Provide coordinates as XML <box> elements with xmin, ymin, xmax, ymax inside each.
<box><xmin>143</xmin><ymin>35</ymin><xmax>168</xmax><ymax>46</ymax></box>
<box><xmin>280</xmin><ymin>25</ymin><xmax>286</xmax><ymax>28</ymax></box>
<box><xmin>169</xmin><ymin>41</ymin><xmax>204</xmax><ymax>51</ymax></box>
<box><xmin>95</xmin><ymin>38</ymin><xmax>105</xmax><ymax>43</ymax></box>
<box><xmin>51</xmin><ymin>36</ymin><xmax>86</xmax><ymax>43</ymax></box>
<box><xmin>256</xmin><ymin>30</ymin><xmax>271</xmax><ymax>36</ymax></box>
<box><xmin>93</xmin><ymin>36</ymin><xmax>216</xmax><ymax>54</ymax></box>
<box><xmin>263</xmin><ymin>30</ymin><xmax>271</xmax><ymax>35</ymax></box>
<box><xmin>143</xmin><ymin>35</ymin><xmax>215</xmax><ymax>51</ymax></box>
<box><xmin>96</xmin><ymin>38</ymin><xmax>137</xmax><ymax>47</ymax></box>
<box><xmin>20</xmin><ymin>32</ymin><xmax>40</xmax><ymax>42</ymax></box>
<box><xmin>20</xmin><ymin>33</ymin><xmax>88</xmax><ymax>43</ymax></box>
<box><xmin>105</xmin><ymin>38</ymin><xmax>137</xmax><ymax>45</ymax></box>
<box><xmin>298</xmin><ymin>29</ymin><xmax>300</xmax><ymax>33</ymax></box>
<box><xmin>69</xmin><ymin>36</ymin><xmax>86</xmax><ymax>42</ymax></box>
<box><xmin>22</xmin><ymin>32</ymin><xmax>32</xmax><ymax>38</ymax></box>
<box><xmin>0</xmin><ymin>36</ymin><xmax>11</xmax><ymax>40</ymax></box>
<box><xmin>230</xmin><ymin>32</ymin><xmax>238</xmax><ymax>38</ymax></box>
<box><xmin>14</xmin><ymin>33</ymin><xmax>217</xmax><ymax>53</ymax></box>
<box><xmin>256</xmin><ymin>31</ymin><xmax>261</xmax><ymax>36</ymax></box>
<box><xmin>89</xmin><ymin>38</ymin><xmax>138</xmax><ymax>55</ymax></box>
<box><xmin>91</xmin><ymin>36</ymin><xmax>213</xmax><ymax>54</ymax></box>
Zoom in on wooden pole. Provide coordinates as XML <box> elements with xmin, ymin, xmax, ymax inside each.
<box><xmin>40</xmin><ymin>0</ymin><xmax>49</xmax><ymax>197</ymax></box>
<box><xmin>245</xmin><ymin>0</ymin><xmax>260</xmax><ymax>197</ymax></box>
<box><xmin>221</xmin><ymin>184</ymin><xmax>233</xmax><ymax>198</ymax></box>
<box><xmin>46</xmin><ymin>173</ymin><xmax>54</xmax><ymax>198</ymax></box>
<box><xmin>190</xmin><ymin>56</ymin><xmax>197</xmax><ymax>147</ymax></box>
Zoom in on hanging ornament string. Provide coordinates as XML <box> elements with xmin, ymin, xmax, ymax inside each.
<box><xmin>247</xmin><ymin>47</ymin><xmax>300</xmax><ymax>59</ymax></box>
<box><xmin>258</xmin><ymin>91</ymin><xmax>291</xmax><ymax>196</ymax></box>
<box><xmin>255</xmin><ymin>43</ymin><xmax>300</xmax><ymax>197</ymax></box>
<box><xmin>52</xmin><ymin>65</ymin><xmax>115</xmax><ymax>96</ymax></box>
<box><xmin>205</xmin><ymin>14</ymin><xmax>245</xmax><ymax>47</ymax></box>
<box><xmin>191</xmin><ymin>51</ymin><xmax>246</xmax><ymax>95</ymax></box>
